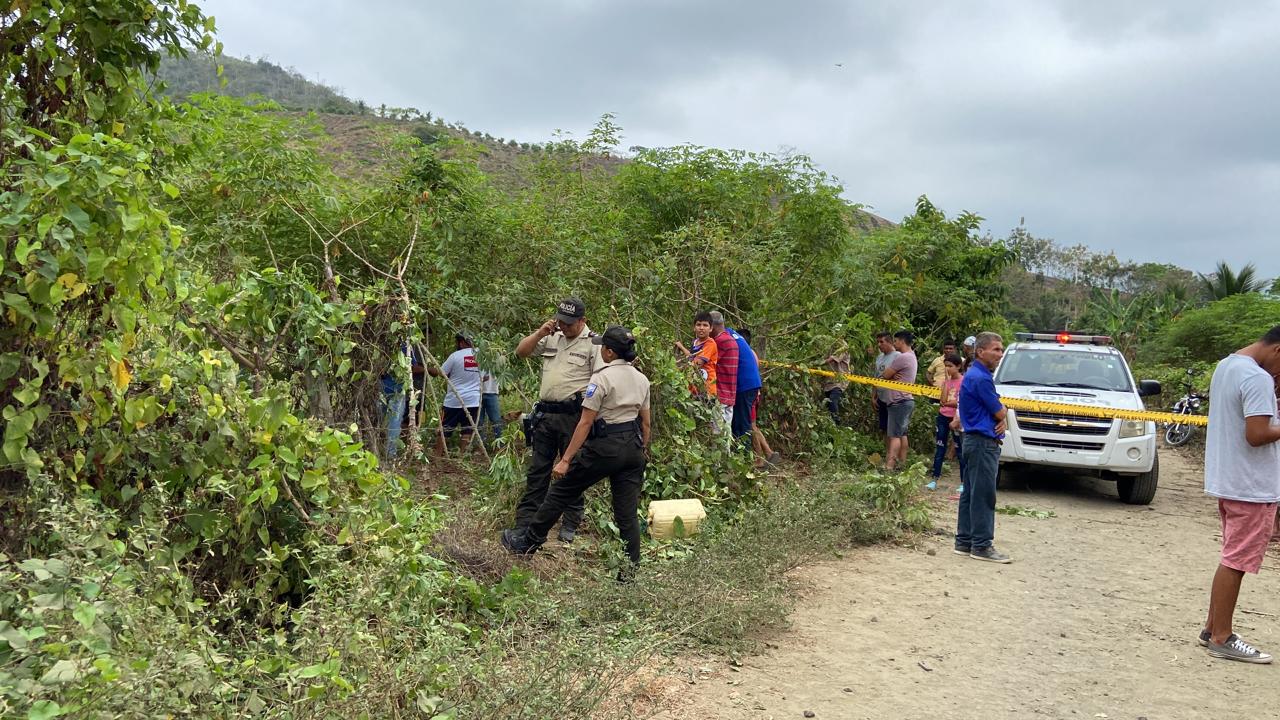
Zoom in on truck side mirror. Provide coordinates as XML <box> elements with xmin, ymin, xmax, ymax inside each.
<box><xmin>1137</xmin><ymin>380</ymin><xmax>1162</xmax><ymax>397</ymax></box>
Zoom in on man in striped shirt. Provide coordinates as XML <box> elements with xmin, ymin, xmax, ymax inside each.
<box><xmin>709</xmin><ymin>311</ymin><xmax>738</xmax><ymax>429</ymax></box>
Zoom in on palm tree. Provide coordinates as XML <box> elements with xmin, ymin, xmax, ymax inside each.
<box><xmin>1200</xmin><ymin>261</ymin><xmax>1265</xmax><ymax>300</ymax></box>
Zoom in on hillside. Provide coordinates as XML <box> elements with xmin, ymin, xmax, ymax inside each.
<box><xmin>157</xmin><ymin>54</ymin><xmax>895</xmax><ymax>231</ymax></box>
<box><xmin>157</xmin><ymin>53</ymin><xmax>362</xmax><ymax>113</ymax></box>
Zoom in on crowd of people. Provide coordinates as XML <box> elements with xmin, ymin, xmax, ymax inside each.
<box><xmin>381</xmin><ymin>297</ymin><xmax>1001</xmax><ymax>574</ymax></box>
<box><xmin>378</xmin><ymin>301</ymin><xmax>1280</xmax><ymax>662</ymax></box>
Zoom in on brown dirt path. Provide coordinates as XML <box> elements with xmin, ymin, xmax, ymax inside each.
<box><xmin>651</xmin><ymin>449</ymin><xmax>1280</xmax><ymax>720</ymax></box>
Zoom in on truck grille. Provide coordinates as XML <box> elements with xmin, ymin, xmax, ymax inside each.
<box><xmin>1022</xmin><ymin>437</ymin><xmax>1106</xmax><ymax>452</ymax></box>
<box><xmin>1015</xmin><ymin>410</ymin><xmax>1113</xmax><ymax>436</ymax></box>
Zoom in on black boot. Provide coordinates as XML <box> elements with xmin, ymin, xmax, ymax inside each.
<box><xmin>557</xmin><ymin>522</ymin><xmax>578</xmax><ymax>543</ymax></box>
<box><xmin>500</xmin><ymin>528</ymin><xmax>542</xmax><ymax>555</ymax></box>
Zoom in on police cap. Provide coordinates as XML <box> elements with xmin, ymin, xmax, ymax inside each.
<box><xmin>592</xmin><ymin>325</ymin><xmax>636</xmax><ymax>354</ymax></box>
<box><xmin>554</xmin><ymin>297</ymin><xmax>586</xmax><ymax>324</ymax></box>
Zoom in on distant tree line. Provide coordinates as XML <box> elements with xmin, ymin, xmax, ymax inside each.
<box><xmin>156</xmin><ymin>54</ymin><xmax>550</xmax><ymax>154</ymax></box>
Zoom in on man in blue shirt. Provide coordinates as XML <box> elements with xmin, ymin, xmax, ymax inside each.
<box><xmin>727</xmin><ymin>327</ymin><xmax>762</xmax><ymax>441</ymax></box>
<box><xmin>954</xmin><ymin>331</ymin><xmax>1012</xmax><ymax>563</ymax></box>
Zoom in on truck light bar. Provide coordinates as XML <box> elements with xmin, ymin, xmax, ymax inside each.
<box><xmin>1014</xmin><ymin>332</ymin><xmax>1112</xmax><ymax>346</ymax></box>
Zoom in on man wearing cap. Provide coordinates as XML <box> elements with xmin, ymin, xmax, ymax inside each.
<box><xmin>962</xmin><ymin>335</ymin><xmax>977</xmax><ymax>371</ymax></box>
<box><xmin>502</xmin><ymin>325</ymin><xmax>651</xmax><ymax>577</ymax></box>
<box><xmin>513</xmin><ymin>297</ymin><xmax>603</xmax><ymax>542</ymax></box>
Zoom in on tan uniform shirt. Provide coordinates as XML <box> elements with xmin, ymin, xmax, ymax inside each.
<box><xmin>582</xmin><ymin>360</ymin><xmax>651</xmax><ymax>424</ymax></box>
<box><xmin>822</xmin><ymin>352</ymin><xmax>851</xmax><ymax>392</ymax></box>
<box><xmin>534</xmin><ymin>326</ymin><xmax>603</xmax><ymax>401</ymax></box>
<box><xmin>927</xmin><ymin>355</ymin><xmax>947</xmax><ymax>387</ymax></box>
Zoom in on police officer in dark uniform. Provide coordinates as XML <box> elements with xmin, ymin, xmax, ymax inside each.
<box><xmin>502</xmin><ymin>326</ymin><xmax>651</xmax><ymax>569</ymax></box>
<box><xmin>512</xmin><ymin>297</ymin><xmax>603</xmax><ymax>542</ymax></box>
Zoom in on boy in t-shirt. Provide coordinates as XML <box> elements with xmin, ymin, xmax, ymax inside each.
<box><xmin>1199</xmin><ymin>325</ymin><xmax>1280</xmax><ymax>664</ymax></box>
<box><xmin>674</xmin><ymin>311</ymin><xmax>718</xmax><ymax>399</ymax></box>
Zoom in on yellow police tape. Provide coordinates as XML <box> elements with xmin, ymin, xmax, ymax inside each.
<box><xmin>761</xmin><ymin>361</ymin><xmax>1209</xmax><ymax>427</ymax></box>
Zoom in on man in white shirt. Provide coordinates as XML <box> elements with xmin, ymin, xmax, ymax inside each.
<box><xmin>430</xmin><ymin>333</ymin><xmax>482</xmax><ymax>454</ymax></box>
<box><xmin>1199</xmin><ymin>325</ymin><xmax>1280</xmax><ymax>664</ymax></box>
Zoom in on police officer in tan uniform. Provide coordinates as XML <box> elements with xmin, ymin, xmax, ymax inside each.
<box><xmin>512</xmin><ymin>297</ymin><xmax>603</xmax><ymax>541</ymax></box>
<box><xmin>503</xmin><ymin>326</ymin><xmax>651</xmax><ymax>572</ymax></box>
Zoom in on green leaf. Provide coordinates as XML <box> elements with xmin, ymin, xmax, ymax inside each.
<box><xmin>42</xmin><ymin>170</ymin><xmax>70</xmax><ymax>188</ymax></box>
<box><xmin>86</xmin><ymin>247</ymin><xmax>108</xmax><ymax>280</ymax></box>
<box><xmin>3</xmin><ymin>293</ymin><xmax>35</xmax><ymax>322</ymax></box>
<box><xmin>63</xmin><ymin>204</ymin><xmax>90</xmax><ymax>233</ymax></box>
<box><xmin>37</xmin><ymin>213</ymin><xmax>57</xmax><ymax>238</ymax></box>
<box><xmin>277</xmin><ymin>447</ymin><xmax>298</xmax><ymax>465</ymax></box>
<box><xmin>13</xmin><ymin>384</ymin><xmax>39</xmax><ymax>406</ymax></box>
<box><xmin>19</xmin><ymin>559</ymin><xmax>51</xmax><ymax>581</ymax></box>
<box><xmin>28</xmin><ymin>700</ymin><xmax>63</xmax><ymax>720</ymax></box>
<box><xmin>120</xmin><ymin>209</ymin><xmax>142</xmax><ymax>232</ymax></box>
<box><xmin>4</xmin><ymin>409</ymin><xmax>35</xmax><ymax>440</ymax></box>
<box><xmin>0</xmin><ymin>354</ymin><xmax>20</xmax><ymax>381</ymax></box>
<box><xmin>40</xmin><ymin>659</ymin><xmax>83</xmax><ymax>684</ymax></box>
<box><xmin>73</xmin><ymin>603</ymin><xmax>97</xmax><ymax>630</ymax></box>
<box><xmin>161</xmin><ymin>182</ymin><xmax>180</xmax><ymax>199</ymax></box>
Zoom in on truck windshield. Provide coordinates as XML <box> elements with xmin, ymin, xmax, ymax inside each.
<box><xmin>994</xmin><ymin>349</ymin><xmax>1132</xmax><ymax>393</ymax></box>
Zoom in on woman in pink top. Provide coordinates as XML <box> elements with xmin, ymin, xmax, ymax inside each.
<box><xmin>929</xmin><ymin>354</ymin><xmax>965</xmax><ymax>490</ymax></box>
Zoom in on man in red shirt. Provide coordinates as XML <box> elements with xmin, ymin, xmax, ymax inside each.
<box><xmin>709</xmin><ymin>311</ymin><xmax>738</xmax><ymax>429</ymax></box>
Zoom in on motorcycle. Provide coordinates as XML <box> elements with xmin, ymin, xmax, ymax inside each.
<box><xmin>1163</xmin><ymin>369</ymin><xmax>1205</xmax><ymax>447</ymax></box>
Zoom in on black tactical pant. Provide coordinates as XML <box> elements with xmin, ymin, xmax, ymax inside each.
<box><xmin>526</xmin><ymin>431</ymin><xmax>646</xmax><ymax>564</ymax></box>
<box><xmin>516</xmin><ymin>410</ymin><xmax>585</xmax><ymax>530</ymax></box>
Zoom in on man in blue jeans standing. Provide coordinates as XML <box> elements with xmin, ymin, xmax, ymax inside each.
<box><xmin>955</xmin><ymin>331</ymin><xmax>1012</xmax><ymax>563</ymax></box>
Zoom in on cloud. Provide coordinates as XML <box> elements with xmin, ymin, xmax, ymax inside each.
<box><xmin>199</xmin><ymin>0</ymin><xmax>1280</xmax><ymax>277</ymax></box>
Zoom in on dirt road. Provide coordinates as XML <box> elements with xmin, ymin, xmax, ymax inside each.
<box><xmin>652</xmin><ymin>449</ymin><xmax>1280</xmax><ymax>720</ymax></box>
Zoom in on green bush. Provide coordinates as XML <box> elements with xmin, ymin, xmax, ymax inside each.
<box><xmin>1148</xmin><ymin>294</ymin><xmax>1280</xmax><ymax>364</ymax></box>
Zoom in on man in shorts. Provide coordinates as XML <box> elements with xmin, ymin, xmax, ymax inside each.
<box><xmin>880</xmin><ymin>330</ymin><xmax>918</xmax><ymax>471</ymax></box>
<box><xmin>872</xmin><ymin>332</ymin><xmax>900</xmax><ymax>464</ymax></box>
<box><xmin>1200</xmin><ymin>325</ymin><xmax>1280</xmax><ymax>663</ymax></box>
<box><xmin>430</xmin><ymin>333</ymin><xmax>483</xmax><ymax>454</ymax></box>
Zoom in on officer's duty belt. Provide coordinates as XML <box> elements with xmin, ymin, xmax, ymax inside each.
<box><xmin>537</xmin><ymin>396</ymin><xmax>582</xmax><ymax>414</ymax></box>
<box><xmin>598</xmin><ymin>419</ymin><xmax>640</xmax><ymax>436</ymax></box>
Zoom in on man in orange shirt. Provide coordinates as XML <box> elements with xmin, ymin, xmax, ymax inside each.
<box><xmin>675</xmin><ymin>311</ymin><xmax>718</xmax><ymax>398</ymax></box>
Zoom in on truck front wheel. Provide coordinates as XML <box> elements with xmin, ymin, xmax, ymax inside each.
<box><xmin>1117</xmin><ymin>454</ymin><xmax>1158</xmax><ymax>505</ymax></box>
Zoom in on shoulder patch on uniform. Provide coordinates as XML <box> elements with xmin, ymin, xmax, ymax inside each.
<box><xmin>584</xmin><ymin>383</ymin><xmax>598</xmax><ymax>398</ymax></box>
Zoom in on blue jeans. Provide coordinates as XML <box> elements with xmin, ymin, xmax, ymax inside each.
<box><xmin>382</xmin><ymin>390</ymin><xmax>406</xmax><ymax>459</ymax></box>
<box><xmin>931</xmin><ymin>414</ymin><xmax>963</xmax><ymax>478</ymax></box>
<box><xmin>480</xmin><ymin>392</ymin><xmax>503</xmax><ymax>442</ymax></box>
<box><xmin>955</xmin><ymin>433</ymin><xmax>1000</xmax><ymax>550</ymax></box>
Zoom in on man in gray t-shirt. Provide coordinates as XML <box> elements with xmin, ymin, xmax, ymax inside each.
<box><xmin>872</xmin><ymin>332</ymin><xmax>900</xmax><ymax>461</ymax></box>
<box><xmin>881</xmin><ymin>331</ymin><xmax>919</xmax><ymax>471</ymax></box>
<box><xmin>1200</xmin><ymin>326</ymin><xmax>1280</xmax><ymax>665</ymax></box>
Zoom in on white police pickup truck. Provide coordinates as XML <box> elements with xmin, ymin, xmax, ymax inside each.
<box><xmin>994</xmin><ymin>333</ymin><xmax>1163</xmax><ymax>504</ymax></box>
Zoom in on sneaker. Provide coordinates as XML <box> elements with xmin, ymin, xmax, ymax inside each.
<box><xmin>925</xmin><ymin>480</ymin><xmax>938</xmax><ymax>491</ymax></box>
<box><xmin>1198</xmin><ymin>629</ymin><xmax>1211</xmax><ymax>647</ymax></box>
<box><xmin>969</xmin><ymin>546</ymin><xmax>1012</xmax><ymax>564</ymax></box>
<box><xmin>557</xmin><ymin>524</ymin><xmax>577</xmax><ymax>543</ymax></box>
<box><xmin>957</xmin><ymin>484</ymin><xmax>964</xmax><ymax>494</ymax></box>
<box><xmin>1206</xmin><ymin>634</ymin><xmax>1273</xmax><ymax>664</ymax></box>
<box><xmin>500</xmin><ymin>528</ymin><xmax>541</xmax><ymax>555</ymax></box>
<box><xmin>953</xmin><ymin>544</ymin><xmax>971</xmax><ymax>555</ymax></box>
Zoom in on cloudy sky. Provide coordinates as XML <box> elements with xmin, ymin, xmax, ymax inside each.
<box><xmin>200</xmin><ymin>0</ymin><xmax>1280</xmax><ymax>278</ymax></box>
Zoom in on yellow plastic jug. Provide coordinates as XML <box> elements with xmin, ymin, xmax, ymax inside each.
<box><xmin>647</xmin><ymin>499</ymin><xmax>707</xmax><ymax>540</ymax></box>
